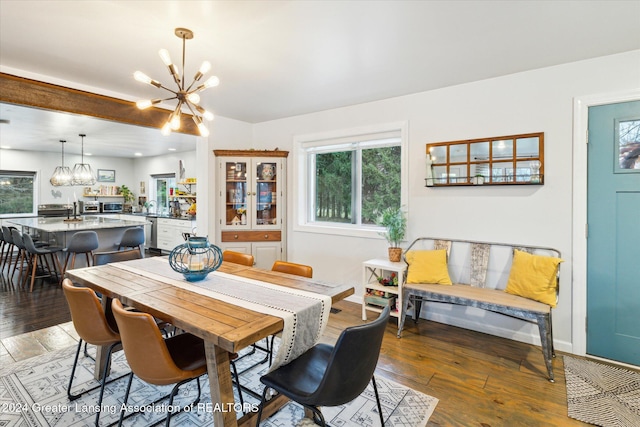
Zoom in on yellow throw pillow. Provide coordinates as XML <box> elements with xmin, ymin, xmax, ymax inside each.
<box><xmin>505</xmin><ymin>250</ymin><xmax>564</xmax><ymax>307</ymax></box>
<box><xmin>406</xmin><ymin>249</ymin><xmax>452</xmax><ymax>285</ymax></box>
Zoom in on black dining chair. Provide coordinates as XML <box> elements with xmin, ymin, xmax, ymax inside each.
<box><xmin>255</xmin><ymin>305</ymin><xmax>390</xmax><ymax>427</ymax></box>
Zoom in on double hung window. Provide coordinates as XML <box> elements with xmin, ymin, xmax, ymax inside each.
<box><xmin>294</xmin><ymin>123</ymin><xmax>407</xmax><ymax>237</ymax></box>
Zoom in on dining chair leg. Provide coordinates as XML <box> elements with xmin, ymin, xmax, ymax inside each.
<box><xmin>60</xmin><ymin>253</ymin><xmax>71</xmax><ymax>284</ymax></box>
<box><xmin>10</xmin><ymin>248</ymin><xmax>21</xmax><ymax>279</ymax></box>
<box><xmin>41</xmin><ymin>253</ymin><xmax>53</xmax><ymax>277</ymax></box>
<box><xmin>1</xmin><ymin>244</ymin><xmax>6</xmax><ymax>271</ymax></box>
<box><xmin>118</xmin><ymin>372</ymin><xmax>135</xmax><ymax>427</ymax></box>
<box><xmin>371</xmin><ymin>375</ymin><xmax>385</xmax><ymax>426</ymax></box>
<box><xmin>231</xmin><ymin>360</ymin><xmax>245</xmax><ymax>409</ymax></box>
<box><xmin>51</xmin><ymin>253</ymin><xmax>63</xmax><ymax>282</ymax></box>
<box><xmin>29</xmin><ymin>253</ymin><xmax>38</xmax><ymax>292</ymax></box>
<box><xmin>255</xmin><ymin>386</ymin><xmax>269</xmax><ymax>427</ymax></box>
<box><xmin>20</xmin><ymin>251</ymin><xmax>29</xmax><ymax>288</ymax></box>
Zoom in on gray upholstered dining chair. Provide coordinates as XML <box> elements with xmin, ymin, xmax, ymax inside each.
<box><xmin>116</xmin><ymin>227</ymin><xmax>145</xmax><ymax>258</ymax></box>
<box><xmin>61</xmin><ymin>231</ymin><xmax>99</xmax><ymax>281</ymax></box>
<box><xmin>93</xmin><ymin>248</ymin><xmax>142</xmax><ymax>265</ymax></box>
<box><xmin>21</xmin><ymin>232</ymin><xmax>63</xmax><ymax>292</ymax></box>
<box><xmin>1</xmin><ymin>226</ymin><xmax>17</xmax><ymax>272</ymax></box>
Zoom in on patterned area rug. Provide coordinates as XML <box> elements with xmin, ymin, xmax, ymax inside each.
<box><xmin>564</xmin><ymin>356</ymin><xmax>640</xmax><ymax>427</ymax></box>
<box><xmin>0</xmin><ymin>342</ymin><xmax>438</xmax><ymax>426</ymax></box>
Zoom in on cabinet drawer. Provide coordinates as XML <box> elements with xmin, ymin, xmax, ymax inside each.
<box><xmin>221</xmin><ymin>231</ymin><xmax>281</xmax><ymax>242</ymax></box>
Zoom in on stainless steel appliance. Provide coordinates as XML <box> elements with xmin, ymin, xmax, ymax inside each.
<box><xmin>100</xmin><ymin>202</ymin><xmax>123</xmax><ymax>213</ymax></box>
<box><xmin>37</xmin><ymin>204</ymin><xmax>71</xmax><ymax>217</ymax></box>
<box><xmin>146</xmin><ymin>216</ymin><xmax>158</xmax><ymax>249</ymax></box>
<box><xmin>80</xmin><ymin>200</ymin><xmax>100</xmax><ymax>213</ymax></box>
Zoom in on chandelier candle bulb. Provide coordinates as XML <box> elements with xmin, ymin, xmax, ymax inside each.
<box><xmin>158</xmin><ymin>49</ymin><xmax>172</xmax><ymax>66</ymax></box>
<box><xmin>198</xmin><ymin>61</ymin><xmax>211</xmax><ymax>75</ymax></box>
<box><xmin>133</xmin><ymin>71</ymin><xmax>161</xmax><ymax>88</ymax></box>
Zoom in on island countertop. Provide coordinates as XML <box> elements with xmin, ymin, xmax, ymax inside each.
<box><xmin>8</xmin><ymin>215</ymin><xmax>150</xmax><ymax>233</ymax></box>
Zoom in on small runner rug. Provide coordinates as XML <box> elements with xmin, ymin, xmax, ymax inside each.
<box><xmin>563</xmin><ymin>355</ymin><xmax>640</xmax><ymax>427</ymax></box>
<box><xmin>0</xmin><ymin>342</ymin><xmax>438</xmax><ymax>427</ymax></box>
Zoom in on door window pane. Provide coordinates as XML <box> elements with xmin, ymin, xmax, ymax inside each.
<box><xmin>617</xmin><ymin>119</ymin><xmax>640</xmax><ymax>170</ymax></box>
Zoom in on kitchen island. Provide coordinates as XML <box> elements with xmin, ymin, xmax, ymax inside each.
<box><xmin>8</xmin><ymin>215</ymin><xmax>150</xmax><ymax>258</ymax></box>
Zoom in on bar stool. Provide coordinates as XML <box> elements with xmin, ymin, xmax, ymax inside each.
<box><xmin>61</xmin><ymin>231</ymin><xmax>99</xmax><ymax>281</ymax></box>
<box><xmin>22</xmin><ymin>233</ymin><xmax>63</xmax><ymax>292</ymax></box>
<box><xmin>116</xmin><ymin>227</ymin><xmax>145</xmax><ymax>258</ymax></box>
<box><xmin>1</xmin><ymin>226</ymin><xmax>16</xmax><ymax>272</ymax></box>
<box><xmin>10</xmin><ymin>229</ymin><xmax>34</xmax><ymax>284</ymax></box>
<box><xmin>0</xmin><ymin>226</ymin><xmax>6</xmax><ymax>268</ymax></box>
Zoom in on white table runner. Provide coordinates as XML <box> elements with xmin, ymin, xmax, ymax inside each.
<box><xmin>110</xmin><ymin>257</ymin><xmax>331</xmax><ymax>369</ymax></box>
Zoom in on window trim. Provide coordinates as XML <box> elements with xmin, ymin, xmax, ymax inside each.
<box><xmin>0</xmin><ymin>170</ymin><xmax>39</xmax><ymax>218</ymax></box>
<box><xmin>293</xmin><ymin>121</ymin><xmax>409</xmax><ymax>239</ymax></box>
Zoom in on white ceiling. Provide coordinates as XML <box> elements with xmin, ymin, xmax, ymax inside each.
<box><xmin>1</xmin><ymin>0</ymin><xmax>639</xmax><ymax>158</ymax></box>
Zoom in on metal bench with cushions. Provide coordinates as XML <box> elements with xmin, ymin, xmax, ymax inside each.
<box><xmin>397</xmin><ymin>237</ymin><xmax>562</xmax><ymax>382</ymax></box>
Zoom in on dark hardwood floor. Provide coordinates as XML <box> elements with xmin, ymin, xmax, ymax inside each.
<box><xmin>0</xmin><ymin>269</ymin><xmax>70</xmax><ymax>338</ymax></box>
<box><xmin>1</xmin><ymin>259</ymin><xmax>592</xmax><ymax>426</ymax></box>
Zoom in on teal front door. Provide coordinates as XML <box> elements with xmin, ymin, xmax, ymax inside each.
<box><xmin>587</xmin><ymin>100</ymin><xmax>640</xmax><ymax>365</ymax></box>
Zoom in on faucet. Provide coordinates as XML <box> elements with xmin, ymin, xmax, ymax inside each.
<box><xmin>144</xmin><ymin>200</ymin><xmax>157</xmax><ymax>214</ymax></box>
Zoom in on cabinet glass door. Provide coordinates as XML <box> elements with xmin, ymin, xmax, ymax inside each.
<box><xmin>254</xmin><ymin>161</ymin><xmax>277</xmax><ymax>227</ymax></box>
<box><xmin>224</xmin><ymin>161</ymin><xmax>248</xmax><ymax>227</ymax></box>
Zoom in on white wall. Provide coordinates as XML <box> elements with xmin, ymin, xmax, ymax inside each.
<box><xmin>251</xmin><ymin>50</ymin><xmax>640</xmax><ymax>353</ymax></box>
<box><xmin>133</xmin><ymin>150</ymin><xmax>197</xmax><ymax>208</ymax></box>
<box><xmin>0</xmin><ymin>148</ymin><xmax>205</xmax><ymax>209</ymax></box>
<box><xmin>0</xmin><ymin>149</ymin><xmax>135</xmax><ymax>205</ymax></box>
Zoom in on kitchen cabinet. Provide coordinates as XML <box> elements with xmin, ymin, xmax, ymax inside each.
<box><xmin>156</xmin><ymin>217</ymin><xmax>196</xmax><ymax>252</ymax></box>
<box><xmin>214</xmin><ymin>150</ymin><xmax>288</xmax><ymax>269</ymax></box>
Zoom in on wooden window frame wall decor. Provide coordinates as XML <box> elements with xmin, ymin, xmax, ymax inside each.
<box><xmin>425</xmin><ymin>132</ymin><xmax>544</xmax><ymax>187</ymax></box>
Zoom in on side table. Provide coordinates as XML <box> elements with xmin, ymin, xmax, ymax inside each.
<box><xmin>362</xmin><ymin>258</ymin><xmax>407</xmax><ymax>326</ymax></box>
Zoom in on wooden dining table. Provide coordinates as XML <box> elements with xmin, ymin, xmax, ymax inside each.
<box><xmin>65</xmin><ymin>258</ymin><xmax>354</xmax><ymax>427</ymax></box>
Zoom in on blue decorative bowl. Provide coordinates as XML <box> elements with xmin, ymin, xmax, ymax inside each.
<box><xmin>168</xmin><ymin>236</ymin><xmax>223</xmax><ymax>282</ymax></box>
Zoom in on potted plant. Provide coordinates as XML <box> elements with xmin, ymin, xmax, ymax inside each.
<box><xmin>377</xmin><ymin>206</ymin><xmax>407</xmax><ymax>262</ymax></box>
<box><xmin>119</xmin><ymin>185</ymin><xmax>135</xmax><ymax>211</ymax></box>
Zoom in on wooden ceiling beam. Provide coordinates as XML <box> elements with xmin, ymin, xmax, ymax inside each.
<box><xmin>0</xmin><ymin>72</ymin><xmax>199</xmax><ymax>136</ymax></box>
